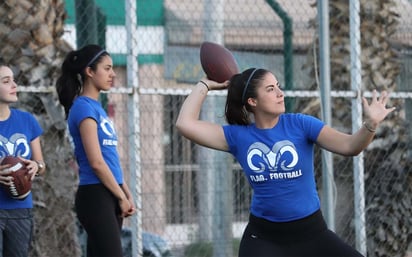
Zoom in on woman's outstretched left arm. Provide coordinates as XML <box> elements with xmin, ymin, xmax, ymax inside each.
<box><xmin>317</xmin><ymin>90</ymin><xmax>396</xmax><ymax>156</ymax></box>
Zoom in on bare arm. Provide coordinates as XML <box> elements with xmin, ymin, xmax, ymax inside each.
<box><xmin>30</xmin><ymin>137</ymin><xmax>46</xmax><ymax>176</ymax></box>
<box><xmin>317</xmin><ymin>90</ymin><xmax>395</xmax><ymax>156</ymax></box>
<box><xmin>176</xmin><ymin>80</ymin><xmax>229</xmax><ymax>151</ymax></box>
<box><xmin>316</xmin><ymin>125</ymin><xmax>375</xmax><ymax>156</ymax></box>
<box><xmin>80</xmin><ymin>118</ymin><xmax>131</xmax><ymax>217</ymax></box>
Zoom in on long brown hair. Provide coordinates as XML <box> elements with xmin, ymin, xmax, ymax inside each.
<box><xmin>225</xmin><ymin>68</ymin><xmax>269</xmax><ymax>125</ymax></box>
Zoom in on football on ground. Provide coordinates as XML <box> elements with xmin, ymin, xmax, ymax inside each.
<box><xmin>200</xmin><ymin>41</ymin><xmax>239</xmax><ymax>83</ymax></box>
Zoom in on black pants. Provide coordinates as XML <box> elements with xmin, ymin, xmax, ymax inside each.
<box><xmin>238</xmin><ymin>209</ymin><xmax>364</xmax><ymax>257</ymax></box>
<box><xmin>75</xmin><ymin>184</ymin><xmax>123</xmax><ymax>257</ymax></box>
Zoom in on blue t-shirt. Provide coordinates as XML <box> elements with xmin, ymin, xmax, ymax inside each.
<box><xmin>68</xmin><ymin>96</ymin><xmax>123</xmax><ymax>185</ymax></box>
<box><xmin>0</xmin><ymin>109</ymin><xmax>43</xmax><ymax>209</ymax></box>
<box><xmin>223</xmin><ymin>113</ymin><xmax>325</xmax><ymax>222</ymax></box>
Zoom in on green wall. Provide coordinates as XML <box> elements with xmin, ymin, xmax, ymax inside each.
<box><xmin>64</xmin><ymin>0</ymin><xmax>164</xmax><ymax>25</ymax></box>
<box><xmin>64</xmin><ymin>0</ymin><xmax>164</xmax><ymax>65</ymax></box>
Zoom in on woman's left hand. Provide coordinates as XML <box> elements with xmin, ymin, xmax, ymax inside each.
<box><xmin>18</xmin><ymin>157</ymin><xmax>39</xmax><ymax>181</ymax></box>
<box><xmin>125</xmin><ymin>197</ymin><xmax>136</xmax><ymax>217</ymax></box>
<box><xmin>362</xmin><ymin>90</ymin><xmax>396</xmax><ymax>128</ymax></box>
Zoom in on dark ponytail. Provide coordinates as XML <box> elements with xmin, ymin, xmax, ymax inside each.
<box><xmin>55</xmin><ymin>44</ymin><xmax>109</xmax><ymax>119</ymax></box>
<box><xmin>225</xmin><ymin>68</ymin><xmax>268</xmax><ymax>125</ymax></box>
<box><xmin>56</xmin><ymin>51</ymin><xmax>82</xmax><ymax>118</ymax></box>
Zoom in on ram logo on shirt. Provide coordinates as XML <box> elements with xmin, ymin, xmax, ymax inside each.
<box><xmin>100</xmin><ymin>116</ymin><xmax>118</xmax><ymax>146</ymax></box>
<box><xmin>0</xmin><ymin>133</ymin><xmax>30</xmax><ymax>158</ymax></box>
<box><xmin>246</xmin><ymin>140</ymin><xmax>298</xmax><ymax>173</ymax></box>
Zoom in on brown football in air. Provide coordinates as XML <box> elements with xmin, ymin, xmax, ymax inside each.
<box><xmin>200</xmin><ymin>41</ymin><xmax>239</xmax><ymax>83</ymax></box>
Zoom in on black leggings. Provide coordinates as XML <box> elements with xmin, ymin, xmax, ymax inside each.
<box><xmin>75</xmin><ymin>184</ymin><xmax>123</xmax><ymax>257</ymax></box>
<box><xmin>238</xmin><ymin>209</ymin><xmax>364</xmax><ymax>257</ymax></box>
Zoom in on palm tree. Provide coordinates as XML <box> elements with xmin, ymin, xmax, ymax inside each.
<box><xmin>0</xmin><ymin>1</ymin><xmax>81</xmax><ymax>256</ymax></box>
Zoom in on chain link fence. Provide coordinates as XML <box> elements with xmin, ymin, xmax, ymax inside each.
<box><xmin>1</xmin><ymin>0</ymin><xmax>412</xmax><ymax>256</ymax></box>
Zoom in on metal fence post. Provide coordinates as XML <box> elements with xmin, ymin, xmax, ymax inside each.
<box><xmin>349</xmin><ymin>0</ymin><xmax>367</xmax><ymax>254</ymax></box>
<box><xmin>125</xmin><ymin>0</ymin><xmax>142</xmax><ymax>256</ymax></box>
<box><xmin>317</xmin><ymin>0</ymin><xmax>336</xmax><ymax>231</ymax></box>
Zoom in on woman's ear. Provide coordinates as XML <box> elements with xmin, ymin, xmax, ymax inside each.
<box><xmin>247</xmin><ymin>98</ymin><xmax>257</xmax><ymax>107</ymax></box>
<box><xmin>85</xmin><ymin>66</ymin><xmax>94</xmax><ymax>78</ymax></box>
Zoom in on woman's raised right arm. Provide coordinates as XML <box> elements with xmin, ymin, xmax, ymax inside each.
<box><xmin>176</xmin><ymin>80</ymin><xmax>229</xmax><ymax>151</ymax></box>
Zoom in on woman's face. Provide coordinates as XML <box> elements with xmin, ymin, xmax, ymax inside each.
<box><xmin>251</xmin><ymin>72</ymin><xmax>285</xmax><ymax>115</ymax></box>
<box><xmin>0</xmin><ymin>66</ymin><xmax>18</xmax><ymax>104</ymax></box>
<box><xmin>89</xmin><ymin>55</ymin><xmax>116</xmax><ymax>91</ymax></box>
